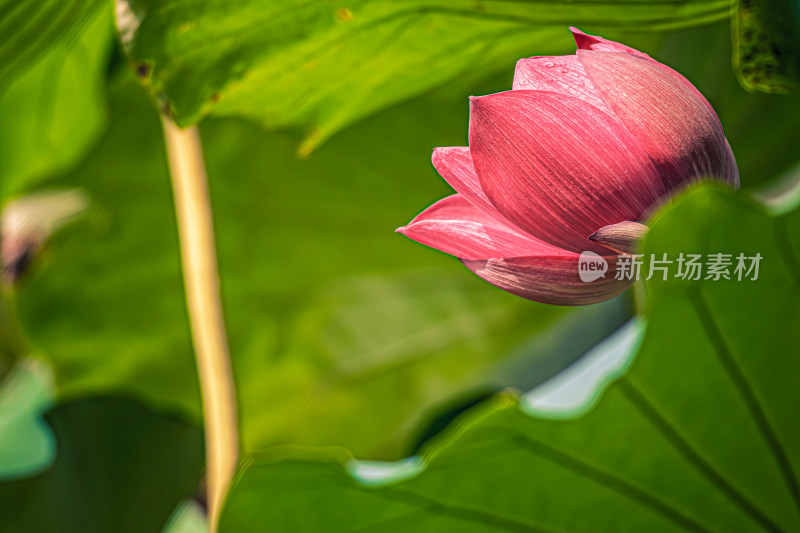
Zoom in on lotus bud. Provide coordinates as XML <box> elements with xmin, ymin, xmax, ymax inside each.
<box><xmin>398</xmin><ymin>28</ymin><xmax>738</xmax><ymax>305</ymax></box>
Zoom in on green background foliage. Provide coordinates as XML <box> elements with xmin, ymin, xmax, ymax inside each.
<box><xmin>734</xmin><ymin>0</ymin><xmax>800</xmax><ymax>94</ymax></box>
<box><xmin>13</xmin><ymin>78</ymin><xmax>630</xmax><ymax>460</ymax></box>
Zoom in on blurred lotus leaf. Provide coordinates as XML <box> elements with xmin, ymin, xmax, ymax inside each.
<box><xmin>117</xmin><ymin>0</ymin><xmax>731</xmax><ymax>154</ymax></box>
<box><xmin>0</xmin><ymin>396</ymin><xmax>204</xmax><ymax>533</ymax></box>
<box><xmin>219</xmin><ymin>187</ymin><xmax>800</xmax><ymax>532</ymax></box>
<box><xmin>0</xmin><ymin>0</ymin><xmax>112</xmax><ymax>202</ymax></box>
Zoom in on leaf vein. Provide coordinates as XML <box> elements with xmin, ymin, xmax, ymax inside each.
<box><xmin>510</xmin><ymin>432</ymin><xmax>715</xmax><ymax>533</ymax></box>
<box><xmin>619</xmin><ymin>378</ymin><xmax>785</xmax><ymax>533</ymax></box>
<box><xmin>690</xmin><ymin>288</ymin><xmax>800</xmax><ymax>518</ymax></box>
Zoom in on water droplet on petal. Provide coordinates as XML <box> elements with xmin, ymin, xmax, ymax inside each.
<box><xmin>544</xmin><ymin>62</ymin><xmax>554</xmax><ymax>68</ymax></box>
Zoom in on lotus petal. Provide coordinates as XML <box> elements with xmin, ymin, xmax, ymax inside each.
<box><xmin>464</xmin><ymin>255</ymin><xmax>632</xmax><ymax>306</ymax></box>
<box><xmin>397</xmin><ymin>194</ymin><xmax>567</xmax><ymax>261</ymax></box>
<box><xmin>513</xmin><ymin>55</ymin><xmax>611</xmax><ymax>113</ymax></box>
<box><xmin>571</xmin><ymin>27</ymin><xmax>722</xmax><ymax>127</ymax></box>
<box><xmin>578</xmin><ymin>50</ymin><xmax>728</xmax><ymax>191</ymax></box>
<box><xmin>468</xmin><ymin>90</ymin><xmax>665</xmax><ymax>253</ymax></box>
<box><xmin>431</xmin><ymin>146</ymin><xmax>514</xmax><ymax>226</ymax></box>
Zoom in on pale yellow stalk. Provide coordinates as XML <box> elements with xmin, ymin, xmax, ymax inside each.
<box><xmin>161</xmin><ymin>117</ymin><xmax>238</xmax><ymax>531</ymax></box>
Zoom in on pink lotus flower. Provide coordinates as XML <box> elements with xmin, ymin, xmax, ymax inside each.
<box><xmin>398</xmin><ymin>28</ymin><xmax>738</xmax><ymax>306</ymax></box>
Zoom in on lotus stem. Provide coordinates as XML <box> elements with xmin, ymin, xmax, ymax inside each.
<box><xmin>161</xmin><ymin>116</ymin><xmax>238</xmax><ymax>531</ymax></box>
